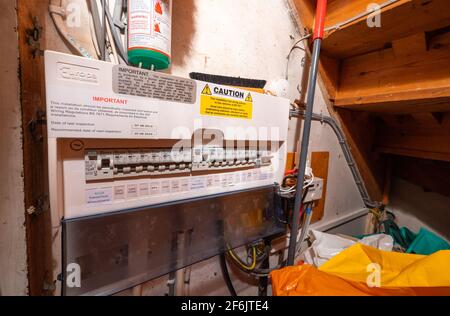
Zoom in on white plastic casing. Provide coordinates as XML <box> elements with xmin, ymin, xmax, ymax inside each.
<box><xmin>45</xmin><ymin>51</ymin><xmax>290</xmax><ymax>219</ymax></box>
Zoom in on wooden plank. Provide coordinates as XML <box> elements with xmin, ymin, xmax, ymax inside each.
<box><xmin>18</xmin><ymin>0</ymin><xmax>53</xmax><ymax>295</ymax></box>
<box><xmin>337</xmin><ymin>36</ymin><xmax>450</xmax><ymax>108</ymax></box>
<box><xmin>336</xmin><ymin>109</ymin><xmax>385</xmax><ymax>201</ymax></box>
<box><xmin>376</xmin><ymin>125</ymin><xmax>450</xmax><ymax>162</ymax></box>
<box><xmin>285</xmin><ymin>152</ymin><xmax>296</xmax><ymax>171</ymax></box>
<box><xmin>392</xmin><ymin>32</ymin><xmax>427</xmax><ymax>57</ymax></box>
<box><xmin>377</xmin><ymin>146</ymin><xmax>450</xmax><ymax>162</ymax></box>
<box><xmin>338</xmin><ymin>98</ymin><xmax>450</xmax><ymax>114</ymax></box>
<box><xmin>310</xmin><ymin>152</ymin><xmax>329</xmax><ymax>223</ymax></box>
<box><xmin>321</xmin><ymin>0</ymin><xmax>450</xmax><ymax>59</ymax></box>
<box><xmin>411</xmin><ymin>112</ymin><xmax>442</xmax><ymax>126</ymax></box>
<box><xmin>394</xmin><ymin>156</ymin><xmax>450</xmax><ymax>198</ymax></box>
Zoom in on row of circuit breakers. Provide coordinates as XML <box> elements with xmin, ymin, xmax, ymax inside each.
<box><xmin>85</xmin><ymin>146</ymin><xmax>273</xmax><ymax>181</ymax></box>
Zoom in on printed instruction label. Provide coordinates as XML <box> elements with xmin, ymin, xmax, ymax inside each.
<box><xmin>113</xmin><ymin>65</ymin><xmax>196</xmax><ymax>104</ymax></box>
<box><xmin>200</xmin><ymin>84</ymin><xmax>253</xmax><ymax>120</ymax></box>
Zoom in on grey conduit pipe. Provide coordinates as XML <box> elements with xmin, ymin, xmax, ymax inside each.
<box><xmin>290</xmin><ymin>109</ymin><xmax>381</xmax><ymax>210</ymax></box>
<box><xmin>287</xmin><ymin>0</ymin><xmax>328</xmax><ymax>266</ymax></box>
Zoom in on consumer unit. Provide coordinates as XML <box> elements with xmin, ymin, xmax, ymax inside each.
<box><xmin>45</xmin><ymin>51</ymin><xmax>290</xmax><ymax>295</ymax></box>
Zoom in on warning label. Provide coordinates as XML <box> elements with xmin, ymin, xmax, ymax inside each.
<box><xmin>200</xmin><ymin>84</ymin><xmax>253</xmax><ymax>120</ymax></box>
<box><xmin>112</xmin><ymin>65</ymin><xmax>196</xmax><ymax>104</ymax></box>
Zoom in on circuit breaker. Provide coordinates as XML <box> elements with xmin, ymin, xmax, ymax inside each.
<box><xmin>45</xmin><ymin>51</ymin><xmax>290</xmax><ymax>295</ymax></box>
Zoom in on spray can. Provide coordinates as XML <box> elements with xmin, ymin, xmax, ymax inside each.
<box><xmin>128</xmin><ymin>0</ymin><xmax>172</xmax><ymax>70</ymax></box>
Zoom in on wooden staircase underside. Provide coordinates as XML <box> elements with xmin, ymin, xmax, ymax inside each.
<box><xmin>291</xmin><ymin>0</ymin><xmax>450</xmax><ymax>202</ymax></box>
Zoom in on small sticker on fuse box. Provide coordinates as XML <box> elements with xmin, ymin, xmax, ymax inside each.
<box><xmin>86</xmin><ymin>188</ymin><xmax>113</xmax><ymax>206</ymax></box>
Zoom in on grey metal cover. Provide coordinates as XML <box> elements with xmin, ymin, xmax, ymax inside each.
<box><xmin>62</xmin><ymin>185</ymin><xmax>284</xmax><ymax>296</ymax></box>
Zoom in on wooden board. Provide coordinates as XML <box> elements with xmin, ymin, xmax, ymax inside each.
<box><xmin>376</xmin><ymin>124</ymin><xmax>450</xmax><ymax>162</ymax></box>
<box><xmin>394</xmin><ymin>156</ymin><xmax>450</xmax><ymax>198</ymax></box>
<box><xmin>336</xmin><ymin>33</ymin><xmax>450</xmax><ymax>110</ymax></box>
<box><xmin>322</xmin><ymin>0</ymin><xmax>450</xmax><ymax>59</ymax></box>
<box><xmin>18</xmin><ymin>0</ymin><xmax>53</xmax><ymax>295</ymax></box>
<box><xmin>310</xmin><ymin>152</ymin><xmax>329</xmax><ymax>223</ymax></box>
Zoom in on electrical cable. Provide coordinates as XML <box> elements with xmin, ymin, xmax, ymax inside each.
<box><xmin>104</xmin><ymin>1</ymin><xmax>128</xmax><ymax>63</ymax></box>
<box><xmin>105</xmin><ymin>12</ymin><xmax>119</xmax><ymax>64</ymax></box>
<box><xmin>296</xmin><ymin>204</ymin><xmax>314</xmax><ymax>257</ymax></box>
<box><xmin>228</xmin><ymin>246</ymin><xmax>257</xmax><ymax>271</ymax></box>
<box><xmin>290</xmin><ymin>109</ymin><xmax>381</xmax><ymax>209</ymax></box>
<box><xmin>101</xmin><ymin>0</ymin><xmax>107</xmax><ymax>61</ymax></box>
<box><xmin>219</xmin><ymin>253</ymin><xmax>237</xmax><ymax>297</ymax></box>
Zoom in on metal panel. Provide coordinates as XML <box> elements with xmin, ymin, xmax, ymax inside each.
<box><xmin>62</xmin><ymin>185</ymin><xmax>284</xmax><ymax>296</ymax></box>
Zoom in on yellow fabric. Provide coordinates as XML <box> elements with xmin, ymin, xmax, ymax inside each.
<box><xmin>319</xmin><ymin>243</ymin><xmax>450</xmax><ymax>287</ymax></box>
<box><xmin>271</xmin><ymin>264</ymin><xmax>450</xmax><ymax>296</ymax></box>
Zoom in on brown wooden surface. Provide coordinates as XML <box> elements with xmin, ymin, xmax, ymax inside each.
<box><xmin>337</xmin><ymin>109</ymin><xmax>385</xmax><ymax>201</ymax></box>
<box><xmin>291</xmin><ymin>0</ymin><xmax>450</xmax><ymax>199</ymax></box>
<box><xmin>376</xmin><ymin>122</ymin><xmax>450</xmax><ymax>162</ymax></box>
<box><xmin>336</xmin><ymin>33</ymin><xmax>450</xmax><ymax>111</ymax></box>
<box><xmin>321</xmin><ymin>0</ymin><xmax>450</xmax><ymax>59</ymax></box>
<box><xmin>18</xmin><ymin>0</ymin><xmax>53</xmax><ymax>296</ymax></box>
<box><xmin>394</xmin><ymin>156</ymin><xmax>450</xmax><ymax>198</ymax></box>
<box><xmin>310</xmin><ymin>152</ymin><xmax>329</xmax><ymax>223</ymax></box>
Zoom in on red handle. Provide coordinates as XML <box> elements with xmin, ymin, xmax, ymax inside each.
<box><xmin>313</xmin><ymin>0</ymin><xmax>328</xmax><ymax>40</ymax></box>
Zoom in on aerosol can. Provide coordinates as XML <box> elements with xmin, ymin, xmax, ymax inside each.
<box><xmin>128</xmin><ymin>0</ymin><xmax>172</xmax><ymax>70</ymax></box>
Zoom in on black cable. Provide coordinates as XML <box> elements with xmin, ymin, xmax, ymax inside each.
<box><xmin>219</xmin><ymin>253</ymin><xmax>237</xmax><ymax>297</ymax></box>
<box><xmin>105</xmin><ymin>1</ymin><xmax>128</xmax><ymax>63</ymax></box>
<box><xmin>101</xmin><ymin>0</ymin><xmax>107</xmax><ymax>61</ymax></box>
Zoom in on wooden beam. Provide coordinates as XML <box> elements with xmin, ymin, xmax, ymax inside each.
<box><xmin>336</xmin><ymin>30</ymin><xmax>450</xmax><ymax>112</ymax></box>
<box><xmin>336</xmin><ymin>109</ymin><xmax>385</xmax><ymax>201</ymax></box>
<box><xmin>18</xmin><ymin>0</ymin><xmax>53</xmax><ymax>295</ymax></box>
<box><xmin>321</xmin><ymin>0</ymin><xmax>450</xmax><ymax>59</ymax></box>
<box><xmin>376</xmin><ymin>124</ymin><xmax>450</xmax><ymax>162</ymax></box>
<box><xmin>392</xmin><ymin>32</ymin><xmax>427</xmax><ymax>57</ymax></box>
<box><xmin>411</xmin><ymin>112</ymin><xmax>442</xmax><ymax>126</ymax></box>
<box><xmin>338</xmin><ymin>98</ymin><xmax>450</xmax><ymax>114</ymax></box>
<box><xmin>394</xmin><ymin>156</ymin><xmax>450</xmax><ymax>198</ymax></box>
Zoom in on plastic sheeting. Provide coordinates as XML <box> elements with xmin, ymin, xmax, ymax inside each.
<box><xmin>272</xmin><ymin>244</ymin><xmax>450</xmax><ymax>296</ymax></box>
<box><xmin>303</xmin><ymin>230</ymin><xmax>393</xmax><ymax>267</ymax></box>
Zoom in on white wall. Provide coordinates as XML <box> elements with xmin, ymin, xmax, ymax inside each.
<box><xmin>0</xmin><ymin>0</ymin><xmax>28</xmax><ymax>296</ymax></box>
<box><xmin>388</xmin><ymin>178</ymin><xmax>450</xmax><ymax>241</ymax></box>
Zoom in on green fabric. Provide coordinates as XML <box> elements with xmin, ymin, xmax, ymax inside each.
<box><xmin>400</xmin><ymin>227</ymin><xmax>417</xmax><ymax>247</ymax></box>
<box><xmin>406</xmin><ymin>228</ymin><xmax>450</xmax><ymax>255</ymax></box>
<box><xmin>355</xmin><ymin>222</ymin><xmax>449</xmax><ymax>256</ymax></box>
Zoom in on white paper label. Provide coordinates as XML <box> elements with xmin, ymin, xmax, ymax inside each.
<box><xmin>86</xmin><ymin>188</ymin><xmax>113</xmax><ymax>206</ymax></box>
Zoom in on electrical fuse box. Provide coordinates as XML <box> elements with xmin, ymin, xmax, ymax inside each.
<box><xmin>45</xmin><ymin>51</ymin><xmax>290</xmax><ymax>295</ymax></box>
<box><xmin>46</xmin><ymin>50</ymin><xmax>290</xmax><ymax>219</ymax></box>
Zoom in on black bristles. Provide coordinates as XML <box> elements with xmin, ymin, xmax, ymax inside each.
<box><xmin>189</xmin><ymin>72</ymin><xmax>266</xmax><ymax>89</ymax></box>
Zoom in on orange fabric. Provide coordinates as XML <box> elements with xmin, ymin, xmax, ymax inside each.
<box><xmin>270</xmin><ymin>264</ymin><xmax>450</xmax><ymax>296</ymax></box>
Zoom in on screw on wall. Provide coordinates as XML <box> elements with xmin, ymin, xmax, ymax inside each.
<box><xmin>25</xmin><ymin>16</ymin><xmax>44</xmax><ymax>58</ymax></box>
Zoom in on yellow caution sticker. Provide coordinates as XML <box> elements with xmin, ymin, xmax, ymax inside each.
<box><xmin>200</xmin><ymin>84</ymin><xmax>253</xmax><ymax>120</ymax></box>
